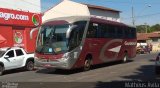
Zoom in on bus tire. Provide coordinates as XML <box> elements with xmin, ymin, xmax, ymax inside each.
<box><xmin>84</xmin><ymin>57</ymin><xmax>92</xmax><ymax>71</ymax></box>
<box><xmin>122</xmin><ymin>53</ymin><xmax>128</xmax><ymax>63</ymax></box>
<box><xmin>0</xmin><ymin>65</ymin><xmax>4</xmax><ymax>76</ymax></box>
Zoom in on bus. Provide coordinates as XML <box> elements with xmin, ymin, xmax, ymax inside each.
<box><xmin>34</xmin><ymin>16</ymin><xmax>137</xmax><ymax>71</ymax></box>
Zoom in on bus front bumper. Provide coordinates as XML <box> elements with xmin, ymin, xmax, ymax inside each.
<box><xmin>35</xmin><ymin>58</ymin><xmax>72</xmax><ymax>69</ymax></box>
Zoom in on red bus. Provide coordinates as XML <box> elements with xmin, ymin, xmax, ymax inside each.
<box><xmin>34</xmin><ymin>16</ymin><xmax>137</xmax><ymax>70</ymax></box>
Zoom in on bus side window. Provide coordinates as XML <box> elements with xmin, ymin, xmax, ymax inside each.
<box><xmin>131</xmin><ymin>28</ymin><xmax>136</xmax><ymax>38</ymax></box>
<box><xmin>99</xmin><ymin>24</ymin><xmax>109</xmax><ymax>38</ymax></box>
<box><xmin>108</xmin><ymin>25</ymin><xmax>116</xmax><ymax>38</ymax></box>
<box><xmin>124</xmin><ymin>28</ymin><xmax>129</xmax><ymax>38</ymax></box>
<box><xmin>69</xmin><ymin>21</ymin><xmax>87</xmax><ymax>51</ymax></box>
<box><xmin>87</xmin><ymin>22</ymin><xmax>97</xmax><ymax>38</ymax></box>
<box><xmin>125</xmin><ymin>27</ymin><xmax>136</xmax><ymax>39</ymax></box>
<box><xmin>116</xmin><ymin>27</ymin><xmax>124</xmax><ymax>38</ymax></box>
<box><xmin>69</xmin><ymin>29</ymin><xmax>78</xmax><ymax>50</ymax></box>
<box><xmin>74</xmin><ymin>21</ymin><xmax>86</xmax><ymax>42</ymax></box>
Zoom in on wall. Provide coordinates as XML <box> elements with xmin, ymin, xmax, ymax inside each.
<box><xmin>42</xmin><ymin>0</ymin><xmax>90</xmax><ymax>23</ymax></box>
<box><xmin>89</xmin><ymin>8</ymin><xmax>120</xmax><ymax>22</ymax></box>
<box><xmin>0</xmin><ymin>0</ymin><xmax>41</xmax><ymax>13</ymax></box>
<box><xmin>0</xmin><ymin>8</ymin><xmax>41</xmax><ymax>53</ymax></box>
<box><xmin>24</xmin><ymin>28</ymin><xmax>38</xmax><ymax>53</ymax></box>
<box><xmin>142</xmin><ymin>37</ymin><xmax>160</xmax><ymax>52</ymax></box>
<box><xmin>152</xmin><ymin>42</ymin><xmax>160</xmax><ymax>52</ymax></box>
<box><xmin>0</xmin><ymin>26</ymin><xmax>13</xmax><ymax>47</ymax></box>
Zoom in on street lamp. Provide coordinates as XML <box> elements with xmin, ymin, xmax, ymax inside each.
<box><xmin>137</xmin><ymin>4</ymin><xmax>151</xmax><ymax>16</ymax></box>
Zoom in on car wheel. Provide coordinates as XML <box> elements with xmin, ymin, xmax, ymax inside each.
<box><xmin>84</xmin><ymin>58</ymin><xmax>92</xmax><ymax>71</ymax></box>
<box><xmin>122</xmin><ymin>53</ymin><xmax>128</xmax><ymax>63</ymax></box>
<box><xmin>25</xmin><ymin>61</ymin><xmax>34</xmax><ymax>71</ymax></box>
<box><xmin>0</xmin><ymin>65</ymin><xmax>4</xmax><ymax>76</ymax></box>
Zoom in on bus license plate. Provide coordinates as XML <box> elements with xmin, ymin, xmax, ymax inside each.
<box><xmin>44</xmin><ymin>64</ymin><xmax>52</xmax><ymax>67</ymax></box>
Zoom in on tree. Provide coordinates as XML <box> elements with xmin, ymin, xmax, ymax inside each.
<box><xmin>136</xmin><ymin>25</ymin><xmax>150</xmax><ymax>33</ymax></box>
<box><xmin>150</xmin><ymin>24</ymin><xmax>160</xmax><ymax>32</ymax></box>
<box><xmin>136</xmin><ymin>24</ymin><xmax>160</xmax><ymax>33</ymax></box>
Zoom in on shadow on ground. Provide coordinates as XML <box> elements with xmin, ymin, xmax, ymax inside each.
<box><xmin>118</xmin><ymin>65</ymin><xmax>159</xmax><ymax>81</ymax></box>
<box><xmin>2</xmin><ymin>68</ymin><xmax>36</xmax><ymax>76</ymax></box>
<box><xmin>94</xmin><ymin>64</ymin><xmax>160</xmax><ymax>88</ymax></box>
<box><xmin>3</xmin><ymin>69</ymin><xmax>27</xmax><ymax>76</ymax></box>
<box><xmin>36</xmin><ymin>60</ymin><xmax>133</xmax><ymax>75</ymax></box>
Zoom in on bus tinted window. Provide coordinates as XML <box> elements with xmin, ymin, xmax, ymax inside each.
<box><xmin>108</xmin><ymin>25</ymin><xmax>116</xmax><ymax>38</ymax></box>
<box><xmin>69</xmin><ymin>21</ymin><xmax>87</xmax><ymax>51</ymax></box>
<box><xmin>87</xmin><ymin>21</ymin><xmax>136</xmax><ymax>39</ymax></box>
<box><xmin>124</xmin><ymin>27</ymin><xmax>136</xmax><ymax>39</ymax></box>
<box><xmin>87</xmin><ymin>22</ymin><xmax>98</xmax><ymax>38</ymax></box>
<box><xmin>73</xmin><ymin>21</ymin><xmax>87</xmax><ymax>41</ymax></box>
<box><xmin>124</xmin><ymin>28</ymin><xmax>129</xmax><ymax>38</ymax></box>
<box><xmin>131</xmin><ymin>28</ymin><xmax>136</xmax><ymax>38</ymax></box>
<box><xmin>99</xmin><ymin>24</ymin><xmax>109</xmax><ymax>38</ymax></box>
<box><xmin>117</xmin><ymin>27</ymin><xmax>124</xmax><ymax>38</ymax></box>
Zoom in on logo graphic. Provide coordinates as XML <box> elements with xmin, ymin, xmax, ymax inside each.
<box><xmin>124</xmin><ymin>41</ymin><xmax>137</xmax><ymax>46</ymax></box>
<box><xmin>99</xmin><ymin>39</ymin><xmax>123</xmax><ymax>62</ymax></box>
<box><xmin>0</xmin><ymin>12</ymin><xmax>29</xmax><ymax>21</ymax></box>
<box><xmin>108</xmin><ymin>45</ymin><xmax>122</xmax><ymax>53</ymax></box>
<box><xmin>14</xmin><ymin>32</ymin><xmax>23</xmax><ymax>44</ymax></box>
<box><xmin>32</xmin><ymin>14</ymin><xmax>40</xmax><ymax>26</ymax></box>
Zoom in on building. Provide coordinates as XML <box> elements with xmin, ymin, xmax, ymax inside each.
<box><xmin>0</xmin><ymin>0</ymin><xmax>41</xmax><ymax>13</ymax></box>
<box><xmin>0</xmin><ymin>0</ymin><xmax>41</xmax><ymax>53</ymax></box>
<box><xmin>137</xmin><ymin>32</ymin><xmax>160</xmax><ymax>52</ymax></box>
<box><xmin>87</xmin><ymin>4</ymin><xmax>120</xmax><ymax>22</ymax></box>
<box><xmin>43</xmin><ymin>0</ymin><xmax>120</xmax><ymax>24</ymax></box>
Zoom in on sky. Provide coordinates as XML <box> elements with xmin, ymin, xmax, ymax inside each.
<box><xmin>41</xmin><ymin>0</ymin><xmax>160</xmax><ymax>26</ymax></box>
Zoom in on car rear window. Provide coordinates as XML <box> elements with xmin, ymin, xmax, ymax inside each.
<box><xmin>16</xmin><ymin>49</ymin><xmax>24</xmax><ymax>56</ymax></box>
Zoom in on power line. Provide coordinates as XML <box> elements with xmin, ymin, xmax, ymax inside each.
<box><xmin>16</xmin><ymin>0</ymin><xmax>160</xmax><ymax>20</ymax></box>
<box><xmin>2</xmin><ymin>0</ymin><xmax>159</xmax><ymax>22</ymax></box>
<box><xmin>122</xmin><ymin>12</ymin><xmax>160</xmax><ymax>20</ymax></box>
<box><xmin>21</xmin><ymin>0</ymin><xmax>49</xmax><ymax>10</ymax></box>
<box><xmin>91</xmin><ymin>0</ymin><xmax>160</xmax><ymax>5</ymax></box>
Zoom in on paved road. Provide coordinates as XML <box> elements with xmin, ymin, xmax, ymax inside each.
<box><xmin>0</xmin><ymin>53</ymin><xmax>160</xmax><ymax>88</ymax></box>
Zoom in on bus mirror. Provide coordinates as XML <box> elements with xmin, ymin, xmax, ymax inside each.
<box><xmin>30</xmin><ymin>27</ymin><xmax>39</xmax><ymax>39</ymax></box>
<box><xmin>66</xmin><ymin>25</ymin><xmax>78</xmax><ymax>38</ymax></box>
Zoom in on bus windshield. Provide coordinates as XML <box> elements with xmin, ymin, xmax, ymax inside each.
<box><xmin>36</xmin><ymin>24</ymin><xmax>69</xmax><ymax>54</ymax></box>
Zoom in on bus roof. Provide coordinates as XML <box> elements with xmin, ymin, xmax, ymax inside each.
<box><xmin>90</xmin><ymin>17</ymin><xmax>135</xmax><ymax>28</ymax></box>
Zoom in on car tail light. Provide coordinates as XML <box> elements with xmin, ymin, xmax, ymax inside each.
<box><xmin>156</xmin><ymin>56</ymin><xmax>159</xmax><ymax>61</ymax></box>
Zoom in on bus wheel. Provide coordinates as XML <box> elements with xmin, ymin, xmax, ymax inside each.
<box><xmin>84</xmin><ymin>58</ymin><xmax>92</xmax><ymax>71</ymax></box>
<box><xmin>122</xmin><ymin>53</ymin><xmax>128</xmax><ymax>63</ymax></box>
<box><xmin>0</xmin><ymin>65</ymin><xmax>4</xmax><ymax>76</ymax></box>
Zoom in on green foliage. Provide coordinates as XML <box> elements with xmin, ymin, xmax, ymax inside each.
<box><xmin>150</xmin><ymin>24</ymin><xmax>160</xmax><ymax>32</ymax></box>
<box><xmin>136</xmin><ymin>24</ymin><xmax>160</xmax><ymax>33</ymax></box>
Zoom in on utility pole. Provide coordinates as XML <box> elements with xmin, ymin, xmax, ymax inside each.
<box><xmin>131</xmin><ymin>0</ymin><xmax>135</xmax><ymax>26</ymax></box>
<box><xmin>144</xmin><ymin>23</ymin><xmax>148</xmax><ymax>33</ymax></box>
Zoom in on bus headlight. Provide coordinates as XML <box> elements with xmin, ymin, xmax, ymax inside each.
<box><xmin>61</xmin><ymin>53</ymin><xmax>70</xmax><ymax>61</ymax></box>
